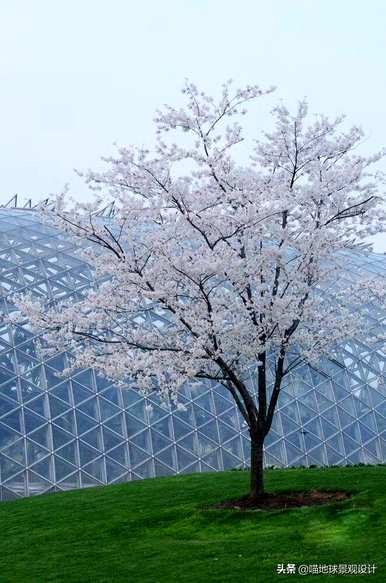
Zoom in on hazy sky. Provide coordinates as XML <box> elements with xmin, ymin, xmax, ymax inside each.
<box><xmin>1</xmin><ymin>0</ymin><xmax>385</xmax><ymax>248</ymax></box>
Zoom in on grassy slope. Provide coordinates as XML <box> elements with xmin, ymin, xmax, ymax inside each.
<box><xmin>0</xmin><ymin>466</ymin><xmax>385</xmax><ymax>583</ymax></box>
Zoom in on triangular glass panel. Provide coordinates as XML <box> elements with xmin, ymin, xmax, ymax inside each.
<box><xmin>52</xmin><ymin>425</ymin><xmax>73</xmax><ymax>449</ymax></box>
<box><xmin>0</xmin><ymin>366</ymin><xmax>16</xmax><ymax>386</ymax></box>
<box><xmin>105</xmin><ymin>458</ymin><xmax>126</xmax><ymax>482</ymax></box>
<box><xmin>1</xmin><ymin>438</ymin><xmax>25</xmax><ymax>465</ymax></box>
<box><xmin>52</xmin><ymin>411</ymin><xmax>76</xmax><ymax>434</ymax></box>
<box><xmin>77</xmin><ymin>398</ymin><xmax>99</xmax><ymax>421</ymax></box>
<box><xmin>31</xmin><ymin>456</ymin><xmax>52</xmax><ymax>480</ymax></box>
<box><xmin>56</xmin><ymin>441</ymin><xmax>77</xmax><ymax>465</ymax></box>
<box><xmin>300</xmin><ymin>390</ymin><xmax>318</xmax><ymax>412</ymax></box>
<box><xmin>0</xmin><ymin>409</ymin><xmax>22</xmax><ymax>433</ymax></box>
<box><xmin>374</xmin><ymin>412</ymin><xmax>386</xmax><ymax>433</ymax></box>
<box><xmin>195</xmin><ymin>434</ymin><xmax>217</xmax><ymax>457</ymax></box>
<box><xmin>284</xmin><ymin>442</ymin><xmax>304</xmax><ymax>464</ymax></box>
<box><xmin>28</xmin><ymin>425</ymin><xmax>51</xmax><ymax>450</ymax></box>
<box><xmin>303</xmin><ymin>432</ymin><xmax>322</xmax><ymax>451</ymax></box>
<box><xmin>134</xmin><ymin>460</ymin><xmax>154</xmax><ymax>479</ymax></box>
<box><xmin>198</xmin><ymin>421</ymin><xmax>219</xmax><ymax>443</ymax></box>
<box><xmin>151</xmin><ymin>429</ymin><xmax>173</xmax><ymax>453</ymax></box>
<box><xmin>280</xmin><ymin>412</ymin><xmax>300</xmax><ymax>435</ymax></box>
<box><xmin>175</xmin><ymin>445</ymin><xmax>197</xmax><ymax>471</ymax></box>
<box><xmin>19</xmin><ymin>379</ymin><xmax>43</xmax><ymax>403</ymax></box>
<box><xmin>344</xmin><ymin>422</ymin><xmax>361</xmax><ymax>443</ymax></box>
<box><xmin>0</xmin><ymin>455</ymin><xmax>24</xmax><ymax>481</ymax></box>
<box><xmin>0</xmin><ymin>379</ymin><xmax>19</xmax><ymax>403</ymax></box>
<box><xmin>24</xmin><ymin>409</ymin><xmax>46</xmax><ymax>433</ymax></box>
<box><xmin>125</xmin><ymin>413</ymin><xmax>146</xmax><ymax>438</ymax></box>
<box><xmin>130</xmin><ymin>430</ymin><xmax>151</xmax><ymax>453</ymax></box>
<box><xmin>25</xmin><ymin>395</ymin><xmax>48</xmax><ymax>418</ymax></box>
<box><xmin>217</xmin><ymin>409</ymin><xmax>240</xmax><ymax>430</ymax></box>
<box><xmin>359</xmin><ymin>423</ymin><xmax>376</xmax><ymax>444</ymax></box>
<box><xmin>49</xmin><ymin>395</ymin><xmax>70</xmax><ymax>419</ymax></box>
<box><xmin>176</xmin><ymin>432</ymin><xmax>196</xmax><ymax>452</ymax></box>
<box><xmin>107</xmin><ymin>444</ymin><xmax>128</xmax><ymax>466</ymax></box>
<box><xmin>128</xmin><ymin>443</ymin><xmax>149</xmax><ymax>467</ymax></box>
<box><xmin>342</xmin><ymin>433</ymin><xmax>360</xmax><ymax>455</ymax></box>
<box><xmin>363</xmin><ymin>438</ymin><xmax>381</xmax><ymax>458</ymax></box>
<box><xmin>104</xmin><ymin>413</ymin><xmax>125</xmax><ymax>437</ymax></box>
<box><xmin>80</xmin><ymin>427</ymin><xmax>103</xmax><ymax>450</ymax></box>
<box><xmin>121</xmin><ymin>388</ymin><xmax>143</xmax><ymax>408</ymax></box>
<box><xmin>303</xmin><ymin>418</ymin><xmax>323</xmax><ymax>439</ymax></box>
<box><xmin>222</xmin><ymin>436</ymin><xmax>243</xmax><ymax>458</ymax></box>
<box><xmin>50</xmin><ymin>381</ymin><xmax>72</xmax><ymax>404</ymax></box>
<box><xmin>57</xmin><ymin>471</ymin><xmax>79</xmax><ymax>488</ymax></box>
<box><xmin>146</xmin><ymin>403</ymin><xmax>168</xmax><ymax>423</ymax></box>
<box><xmin>21</xmin><ymin>365</ymin><xmax>45</xmax><ymax>388</ymax></box>
<box><xmin>102</xmin><ymin>427</ymin><xmax>124</xmax><ymax>452</ymax></box>
<box><xmin>100</xmin><ymin>387</ymin><xmax>120</xmax><ymax>406</ymax></box>
<box><xmin>26</xmin><ymin>470</ymin><xmax>50</xmax><ymax>492</ymax></box>
<box><xmin>157</xmin><ymin>446</ymin><xmax>176</xmax><ymax>469</ymax></box>
<box><xmin>0</xmin><ymin>395</ymin><xmax>18</xmax><ymax>418</ymax></box>
<box><xmin>307</xmin><ymin>444</ymin><xmax>327</xmax><ymax>466</ymax></box>
<box><xmin>72</xmin><ymin>381</ymin><xmax>94</xmax><ymax>405</ymax></box>
<box><xmin>171</xmin><ymin>417</ymin><xmax>193</xmax><ymax>440</ymax></box>
<box><xmin>79</xmin><ymin>442</ymin><xmax>101</xmax><ymax>465</ymax></box>
<box><xmin>194</xmin><ymin>406</ymin><xmax>215</xmax><ymax>428</ymax></box>
<box><xmin>152</xmin><ymin>417</ymin><xmax>173</xmax><ymax>440</ymax></box>
<box><xmin>218</xmin><ymin>421</ymin><xmax>238</xmax><ymax>444</ymax></box>
<box><xmin>202</xmin><ymin>450</ymin><xmax>221</xmax><ymax>470</ymax></box>
<box><xmin>265</xmin><ymin>440</ymin><xmax>285</xmax><ymax>464</ymax></box>
<box><xmin>4</xmin><ymin>472</ymin><xmax>26</xmax><ymax>494</ymax></box>
<box><xmin>297</xmin><ymin>402</ymin><xmax>318</xmax><ymax>425</ymax></box>
<box><xmin>337</xmin><ymin>407</ymin><xmax>355</xmax><ymax>429</ymax></box>
<box><xmin>172</xmin><ymin>402</ymin><xmax>195</xmax><ymax>425</ymax></box>
<box><xmin>339</xmin><ymin>397</ymin><xmax>356</xmax><ymax>416</ymax></box>
<box><xmin>99</xmin><ymin>397</ymin><xmax>121</xmax><ymax>421</ymax></box>
<box><xmin>221</xmin><ymin>449</ymin><xmax>243</xmax><ymax>469</ymax></box>
<box><xmin>44</xmin><ymin>354</ymin><xmax>66</xmax><ymax>371</ymax></box>
<box><xmin>374</xmin><ymin>400</ymin><xmax>386</xmax><ymax>418</ymax></box>
<box><xmin>42</xmin><ymin>366</ymin><xmax>62</xmax><ymax>388</ymax></box>
<box><xmin>153</xmin><ymin>460</ymin><xmax>174</xmax><ymax>477</ymax></box>
<box><xmin>353</xmin><ymin>397</ymin><xmax>372</xmax><ymax>418</ymax></box>
<box><xmin>191</xmin><ymin>392</ymin><xmax>215</xmax><ymax>414</ymax></box>
<box><xmin>75</xmin><ymin>410</ymin><xmax>98</xmax><ymax>435</ymax></box>
<box><xmin>212</xmin><ymin>392</ymin><xmax>233</xmax><ymax>415</ymax></box>
<box><xmin>1</xmin><ymin>487</ymin><xmax>22</xmax><ymax>501</ymax></box>
<box><xmin>81</xmin><ymin>471</ymin><xmax>103</xmax><ymax>487</ymax></box>
<box><xmin>328</xmin><ymin>434</ymin><xmax>345</xmax><ymax>455</ymax></box>
<box><xmin>279</xmin><ymin>399</ymin><xmax>300</xmax><ymax>424</ymax></box>
<box><xmin>346</xmin><ymin>450</ymin><xmax>361</xmax><ymax>464</ymax></box>
<box><xmin>54</xmin><ymin>457</ymin><xmax>77</xmax><ymax>481</ymax></box>
<box><xmin>72</xmin><ymin>369</ymin><xmax>95</xmax><ymax>388</ymax></box>
<box><xmin>285</xmin><ymin>431</ymin><xmax>303</xmax><ymax>450</ymax></box>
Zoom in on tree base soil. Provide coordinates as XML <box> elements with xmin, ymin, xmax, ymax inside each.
<box><xmin>209</xmin><ymin>490</ymin><xmax>351</xmax><ymax>511</ymax></box>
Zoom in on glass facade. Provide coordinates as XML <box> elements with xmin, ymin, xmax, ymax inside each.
<box><xmin>0</xmin><ymin>209</ymin><xmax>385</xmax><ymax>500</ymax></box>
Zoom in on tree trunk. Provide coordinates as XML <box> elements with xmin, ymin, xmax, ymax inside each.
<box><xmin>250</xmin><ymin>436</ymin><xmax>265</xmax><ymax>499</ymax></box>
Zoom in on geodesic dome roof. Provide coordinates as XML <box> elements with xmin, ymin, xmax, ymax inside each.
<box><xmin>0</xmin><ymin>208</ymin><xmax>385</xmax><ymax>500</ymax></box>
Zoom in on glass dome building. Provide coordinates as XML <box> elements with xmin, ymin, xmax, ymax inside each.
<box><xmin>0</xmin><ymin>207</ymin><xmax>385</xmax><ymax>500</ymax></box>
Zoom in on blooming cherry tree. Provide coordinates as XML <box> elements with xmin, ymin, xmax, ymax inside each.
<box><xmin>16</xmin><ymin>81</ymin><xmax>386</xmax><ymax>499</ymax></box>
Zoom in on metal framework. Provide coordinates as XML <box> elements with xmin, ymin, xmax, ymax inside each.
<box><xmin>0</xmin><ymin>195</ymin><xmax>116</xmax><ymax>218</ymax></box>
<box><xmin>0</xmin><ymin>209</ymin><xmax>385</xmax><ymax>500</ymax></box>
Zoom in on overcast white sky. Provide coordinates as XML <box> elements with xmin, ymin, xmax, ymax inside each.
<box><xmin>1</xmin><ymin>0</ymin><xmax>385</xmax><ymax>249</ymax></box>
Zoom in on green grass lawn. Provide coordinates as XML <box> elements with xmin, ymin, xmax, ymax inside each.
<box><xmin>0</xmin><ymin>466</ymin><xmax>385</xmax><ymax>582</ymax></box>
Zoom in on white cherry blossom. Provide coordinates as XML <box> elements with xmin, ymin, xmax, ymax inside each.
<box><xmin>14</xmin><ymin>81</ymin><xmax>386</xmax><ymax>498</ymax></box>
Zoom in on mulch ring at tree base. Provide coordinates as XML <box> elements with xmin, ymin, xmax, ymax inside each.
<box><xmin>208</xmin><ymin>490</ymin><xmax>352</xmax><ymax>511</ymax></box>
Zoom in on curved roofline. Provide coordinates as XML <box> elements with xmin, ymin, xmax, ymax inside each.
<box><xmin>0</xmin><ymin>194</ymin><xmax>116</xmax><ymax>217</ymax></box>
<box><xmin>1</xmin><ymin>196</ymin><xmax>383</xmax><ymax>255</ymax></box>
<box><xmin>0</xmin><ymin>194</ymin><xmax>51</xmax><ymax>210</ymax></box>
